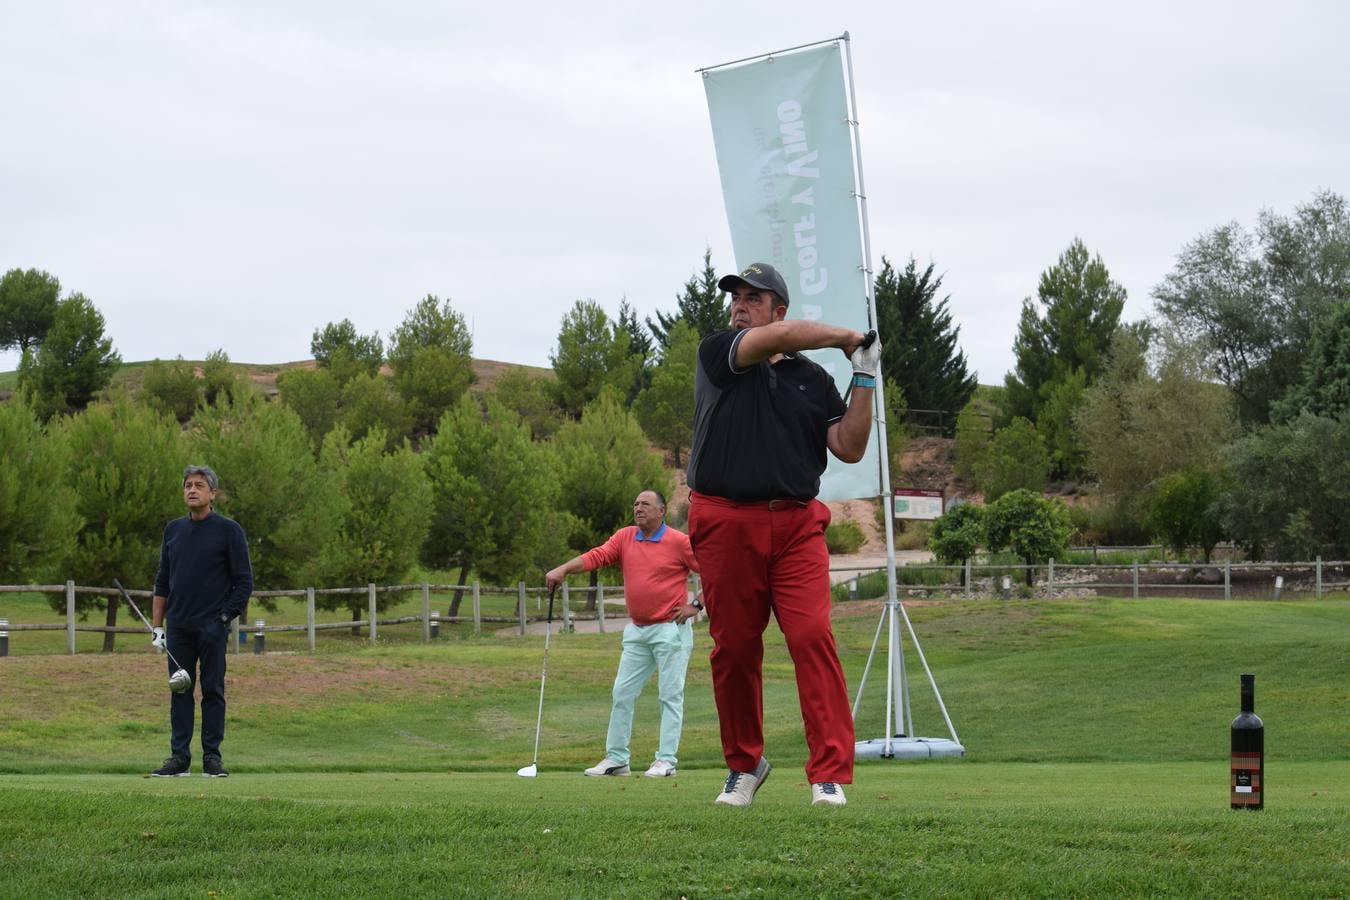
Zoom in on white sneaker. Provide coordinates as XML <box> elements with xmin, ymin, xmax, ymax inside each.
<box><xmin>811</xmin><ymin>782</ymin><xmax>847</xmax><ymax>807</ymax></box>
<box><xmin>583</xmin><ymin>757</ymin><xmax>630</xmax><ymax>777</ymax></box>
<box><xmin>644</xmin><ymin>760</ymin><xmax>676</xmax><ymax>778</ymax></box>
<box><xmin>714</xmin><ymin>757</ymin><xmax>771</xmax><ymax>806</ymax></box>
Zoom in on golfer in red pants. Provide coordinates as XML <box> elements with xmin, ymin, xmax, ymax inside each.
<box><xmin>686</xmin><ymin>262</ymin><xmax>880</xmax><ymax>808</ymax></box>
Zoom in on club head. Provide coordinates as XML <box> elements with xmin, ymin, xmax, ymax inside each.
<box><xmin>516</xmin><ymin>764</ymin><xmax>538</xmax><ymax>778</ymax></box>
<box><xmin>168</xmin><ymin>668</ymin><xmax>192</xmax><ymax>694</ymax></box>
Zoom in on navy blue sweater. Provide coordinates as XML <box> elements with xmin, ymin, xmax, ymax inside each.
<box><xmin>154</xmin><ymin>512</ymin><xmax>253</xmax><ymax>629</ymax></box>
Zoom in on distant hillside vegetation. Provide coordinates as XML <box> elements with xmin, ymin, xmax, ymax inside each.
<box><xmin>0</xmin><ymin>358</ymin><xmax>554</xmax><ymax>402</ymax></box>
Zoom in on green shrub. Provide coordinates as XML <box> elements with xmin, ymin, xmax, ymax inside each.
<box><xmin>895</xmin><ymin>520</ymin><xmax>932</xmax><ymax>551</ymax></box>
<box><xmin>829</xmin><ymin>565</ymin><xmax>953</xmax><ymax>602</ymax></box>
<box><xmin>140</xmin><ymin>357</ymin><xmax>201</xmax><ymax>422</ymax></box>
<box><xmin>831</xmin><ymin>570</ymin><xmax>887</xmax><ymax>602</ymax></box>
<box><xmin>1065</xmin><ymin>497</ymin><xmax>1150</xmax><ymax>546</ymax></box>
<box><xmin>825</xmin><ymin>521</ymin><xmax>866</xmax><ymax>554</ymax></box>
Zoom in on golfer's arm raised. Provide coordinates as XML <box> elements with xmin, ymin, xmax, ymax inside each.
<box><xmin>733</xmin><ymin>320</ymin><xmax>865</xmax><ymax>368</ymax></box>
<box><xmin>826</xmin><ymin>385</ymin><xmax>874</xmax><ymax>463</ymax></box>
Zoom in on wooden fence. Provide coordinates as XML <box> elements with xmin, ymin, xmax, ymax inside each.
<box><xmin>2</xmin><ymin>559</ymin><xmax>1345</xmax><ymax>657</ymax></box>
<box><xmin>0</xmin><ymin>579</ymin><xmax>699</xmax><ymax>656</ymax></box>
<box><xmin>834</xmin><ymin>557</ymin><xmax>1350</xmax><ymax>601</ymax></box>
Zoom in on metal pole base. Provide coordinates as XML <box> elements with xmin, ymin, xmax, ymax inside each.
<box><xmin>855</xmin><ymin>737</ymin><xmax>965</xmax><ymax>760</ymax></box>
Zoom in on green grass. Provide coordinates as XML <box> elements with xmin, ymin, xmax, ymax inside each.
<box><xmin>2</xmin><ymin>597</ymin><xmax>1348</xmax><ymax>897</ymax></box>
<box><xmin>2</xmin><ymin>765</ymin><xmax>1346</xmax><ymax>898</ymax></box>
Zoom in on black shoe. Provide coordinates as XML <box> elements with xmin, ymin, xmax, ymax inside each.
<box><xmin>202</xmin><ymin>755</ymin><xmax>229</xmax><ymax>778</ymax></box>
<box><xmin>151</xmin><ymin>756</ymin><xmax>190</xmax><ymax>777</ymax></box>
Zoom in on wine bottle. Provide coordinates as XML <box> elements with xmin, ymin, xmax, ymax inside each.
<box><xmin>1230</xmin><ymin>673</ymin><xmax>1264</xmax><ymax>810</ymax></box>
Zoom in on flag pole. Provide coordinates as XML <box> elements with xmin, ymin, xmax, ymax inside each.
<box><xmin>842</xmin><ymin>31</ymin><xmax>963</xmax><ymax>756</ymax></box>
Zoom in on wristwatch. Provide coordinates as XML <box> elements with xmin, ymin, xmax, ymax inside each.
<box><xmin>690</xmin><ymin>598</ymin><xmax>704</xmax><ymax>611</ymax></box>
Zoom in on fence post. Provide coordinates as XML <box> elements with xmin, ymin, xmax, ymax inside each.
<box><xmin>1048</xmin><ymin>558</ymin><xmax>1055</xmax><ymax>592</ymax></box>
<box><xmin>1316</xmin><ymin>556</ymin><xmax>1322</xmax><ymax>599</ymax></box>
<box><xmin>0</xmin><ymin>617</ymin><xmax>8</xmax><ymax>657</ymax></box>
<box><xmin>231</xmin><ymin>617</ymin><xmax>241</xmax><ymax>653</ymax></box>
<box><xmin>518</xmin><ymin>582</ymin><xmax>527</xmax><ymax>636</ymax></box>
<box><xmin>253</xmin><ymin>618</ymin><xmax>265</xmax><ymax>654</ymax></box>
<box><xmin>1273</xmin><ymin>575</ymin><xmax>1283</xmax><ymax>602</ymax></box>
<box><xmin>562</xmin><ymin>582</ymin><xmax>572</xmax><ymax>633</ymax></box>
<box><xmin>472</xmin><ymin>582</ymin><xmax>481</xmax><ymax>635</ymax></box>
<box><xmin>1093</xmin><ymin>545</ymin><xmax>1099</xmax><ymax>564</ymax></box>
<box><xmin>1223</xmin><ymin>560</ymin><xmax>1231</xmax><ymax>602</ymax></box>
<box><xmin>1131</xmin><ymin>563</ymin><xmax>1139</xmax><ymax>600</ymax></box>
<box><xmin>306</xmin><ymin>588</ymin><xmax>316</xmax><ymax>651</ymax></box>
<box><xmin>367</xmin><ymin>584</ymin><xmax>378</xmax><ymax>644</ymax></box>
<box><xmin>421</xmin><ymin>582</ymin><xmax>431</xmax><ymax>643</ymax></box>
<box><xmin>66</xmin><ymin>580</ymin><xmax>76</xmax><ymax>654</ymax></box>
<box><xmin>964</xmin><ymin>558</ymin><xmax>971</xmax><ymax>596</ymax></box>
<box><xmin>597</xmin><ymin>583</ymin><xmax>606</xmax><ymax>633</ymax></box>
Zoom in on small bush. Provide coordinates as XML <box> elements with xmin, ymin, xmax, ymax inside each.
<box><xmin>895</xmin><ymin>520</ymin><xmax>932</xmax><ymax>551</ymax></box>
<box><xmin>1066</xmin><ymin>497</ymin><xmax>1150</xmax><ymax>546</ymax></box>
<box><xmin>831</xmin><ymin>570</ymin><xmax>888</xmax><ymax>602</ymax></box>
<box><xmin>825</xmin><ymin>521</ymin><xmax>866</xmax><ymax>554</ymax></box>
<box><xmin>830</xmin><ymin>565</ymin><xmax>953</xmax><ymax>602</ymax></box>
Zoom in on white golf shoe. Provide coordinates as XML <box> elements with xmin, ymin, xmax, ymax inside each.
<box><xmin>811</xmin><ymin>782</ymin><xmax>847</xmax><ymax>807</ymax></box>
<box><xmin>714</xmin><ymin>757</ymin><xmax>771</xmax><ymax>806</ymax></box>
<box><xmin>644</xmin><ymin>760</ymin><xmax>676</xmax><ymax>778</ymax></box>
<box><xmin>583</xmin><ymin>757</ymin><xmax>631</xmax><ymax>777</ymax></box>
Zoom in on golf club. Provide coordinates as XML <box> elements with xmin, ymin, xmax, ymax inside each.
<box><xmin>112</xmin><ymin>578</ymin><xmax>192</xmax><ymax>694</ymax></box>
<box><xmin>517</xmin><ymin>586</ymin><xmax>557</xmax><ymax>778</ymax></box>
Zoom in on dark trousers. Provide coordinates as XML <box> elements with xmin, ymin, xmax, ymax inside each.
<box><xmin>167</xmin><ymin>619</ymin><xmax>228</xmax><ymax>760</ymax></box>
<box><xmin>688</xmin><ymin>493</ymin><xmax>855</xmax><ymax>784</ymax></box>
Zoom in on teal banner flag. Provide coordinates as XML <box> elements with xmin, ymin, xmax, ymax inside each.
<box><xmin>703</xmin><ymin>42</ymin><xmax>881</xmax><ymax>501</ymax></box>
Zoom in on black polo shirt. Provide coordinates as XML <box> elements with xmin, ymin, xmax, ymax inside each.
<box><xmin>687</xmin><ymin>328</ymin><xmax>847</xmax><ymax>501</ymax></box>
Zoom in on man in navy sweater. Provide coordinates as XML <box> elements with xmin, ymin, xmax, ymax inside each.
<box><xmin>149</xmin><ymin>465</ymin><xmax>253</xmax><ymax>777</ymax></box>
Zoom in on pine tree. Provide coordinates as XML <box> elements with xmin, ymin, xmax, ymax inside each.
<box><xmin>1004</xmin><ymin>238</ymin><xmax>1125</xmax><ymax>423</ymax></box>
<box><xmin>874</xmin><ymin>257</ymin><xmax>977</xmax><ymax>429</ymax></box>
<box><xmin>616</xmin><ymin>298</ymin><xmax>653</xmax><ymax>398</ymax></box>
<box><xmin>647</xmin><ymin>248</ymin><xmax>730</xmax><ymax>351</ymax></box>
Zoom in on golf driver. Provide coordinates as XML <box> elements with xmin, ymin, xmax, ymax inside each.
<box><xmin>112</xmin><ymin>578</ymin><xmax>192</xmax><ymax>694</ymax></box>
<box><xmin>517</xmin><ymin>586</ymin><xmax>557</xmax><ymax>778</ymax></box>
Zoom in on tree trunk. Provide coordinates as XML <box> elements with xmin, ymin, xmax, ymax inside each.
<box><xmin>350</xmin><ymin>606</ymin><xmax>361</xmax><ymax>637</ymax></box>
<box><xmin>449</xmin><ymin>565</ymin><xmax>470</xmax><ymax>618</ymax></box>
<box><xmin>102</xmin><ymin>596</ymin><xmax>118</xmax><ymax>653</ymax></box>
<box><xmin>585</xmin><ymin>569</ymin><xmax>598</xmax><ymax>611</ymax></box>
<box><xmin>1024</xmin><ymin>558</ymin><xmax>1035</xmax><ymax>588</ymax></box>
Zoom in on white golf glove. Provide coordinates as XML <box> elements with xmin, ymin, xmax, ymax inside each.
<box><xmin>850</xmin><ymin>331</ymin><xmax>881</xmax><ymax>378</ymax></box>
<box><xmin>151</xmin><ymin>626</ymin><xmax>167</xmax><ymax>652</ymax></box>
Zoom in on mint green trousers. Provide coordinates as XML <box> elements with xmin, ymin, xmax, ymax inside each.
<box><xmin>606</xmin><ymin>621</ymin><xmax>694</xmax><ymax>766</ymax></box>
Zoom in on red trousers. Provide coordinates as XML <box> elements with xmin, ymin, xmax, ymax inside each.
<box><xmin>688</xmin><ymin>492</ymin><xmax>854</xmax><ymax>784</ymax></box>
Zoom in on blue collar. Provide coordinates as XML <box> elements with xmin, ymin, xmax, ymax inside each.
<box><xmin>635</xmin><ymin>522</ymin><xmax>667</xmax><ymax>542</ymax></box>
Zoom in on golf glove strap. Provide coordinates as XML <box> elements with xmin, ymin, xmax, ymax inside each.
<box><xmin>850</xmin><ymin>337</ymin><xmax>881</xmax><ymax>378</ymax></box>
<box><xmin>151</xmin><ymin>626</ymin><xmax>167</xmax><ymax>652</ymax></box>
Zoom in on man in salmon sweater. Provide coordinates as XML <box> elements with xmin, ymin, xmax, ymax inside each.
<box><xmin>545</xmin><ymin>489</ymin><xmax>701</xmax><ymax>778</ymax></box>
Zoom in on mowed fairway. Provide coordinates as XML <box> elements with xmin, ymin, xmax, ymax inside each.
<box><xmin>2</xmin><ymin>596</ymin><xmax>1348</xmax><ymax>898</ymax></box>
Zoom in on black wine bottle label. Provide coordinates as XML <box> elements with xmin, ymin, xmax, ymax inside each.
<box><xmin>1230</xmin><ymin>751</ymin><xmax>1262</xmax><ymax>806</ymax></box>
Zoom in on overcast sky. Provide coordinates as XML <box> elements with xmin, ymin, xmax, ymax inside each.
<box><xmin>3</xmin><ymin>1</ymin><xmax>1347</xmax><ymax>383</ymax></box>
